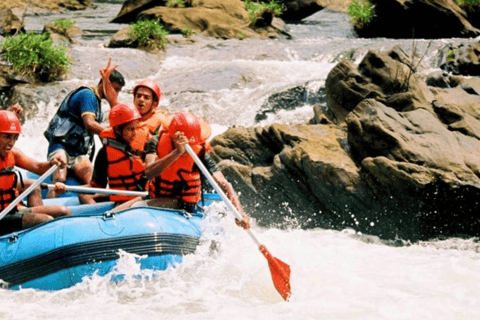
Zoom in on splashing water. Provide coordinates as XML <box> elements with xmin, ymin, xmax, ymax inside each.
<box><xmin>5</xmin><ymin>3</ymin><xmax>480</xmax><ymax>319</ymax></box>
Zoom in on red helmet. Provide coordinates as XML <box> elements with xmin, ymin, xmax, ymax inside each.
<box><xmin>109</xmin><ymin>103</ymin><xmax>141</xmax><ymax>128</ymax></box>
<box><xmin>0</xmin><ymin>110</ymin><xmax>21</xmax><ymax>134</ymax></box>
<box><xmin>169</xmin><ymin>112</ymin><xmax>202</xmax><ymax>145</ymax></box>
<box><xmin>133</xmin><ymin>79</ymin><xmax>161</xmax><ymax>102</ymax></box>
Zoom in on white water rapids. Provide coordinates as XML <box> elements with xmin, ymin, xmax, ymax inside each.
<box><xmin>2</xmin><ymin>2</ymin><xmax>480</xmax><ymax>319</ymax></box>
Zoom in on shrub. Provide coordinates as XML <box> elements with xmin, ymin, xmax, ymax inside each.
<box><xmin>244</xmin><ymin>0</ymin><xmax>284</xmax><ymax>24</ymax></box>
<box><xmin>181</xmin><ymin>27</ymin><xmax>197</xmax><ymax>37</ymax></box>
<box><xmin>0</xmin><ymin>32</ymin><xmax>72</xmax><ymax>81</ymax></box>
<box><xmin>54</xmin><ymin>19</ymin><xmax>76</xmax><ymax>29</ymax></box>
<box><xmin>128</xmin><ymin>19</ymin><xmax>169</xmax><ymax>50</ymax></box>
<box><xmin>446</xmin><ymin>49</ymin><xmax>456</xmax><ymax>62</ymax></box>
<box><xmin>166</xmin><ymin>0</ymin><xmax>185</xmax><ymax>8</ymax></box>
<box><xmin>347</xmin><ymin>0</ymin><xmax>375</xmax><ymax>25</ymax></box>
<box><xmin>455</xmin><ymin>0</ymin><xmax>480</xmax><ymax>5</ymax></box>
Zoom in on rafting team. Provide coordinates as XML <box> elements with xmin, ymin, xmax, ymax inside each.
<box><xmin>0</xmin><ymin>58</ymin><xmax>251</xmax><ymax>235</ymax></box>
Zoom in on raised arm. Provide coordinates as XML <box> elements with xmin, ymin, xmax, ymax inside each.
<box><xmin>99</xmin><ymin>57</ymin><xmax>120</xmax><ymax>107</ymax></box>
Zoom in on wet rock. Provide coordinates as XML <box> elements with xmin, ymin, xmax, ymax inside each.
<box><xmin>107</xmin><ymin>26</ymin><xmax>138</xmax><ymax>48</ymax></box>
<box><xmin>42</xmin><ymin>22</ymin><xmax>83</xmax><ymax>45</ymax></box>
<box><xmin>0</xmin><ymin>8</ymin><xmax>25</xmax><ymax>36</ymax></box>
<box><xmin>0</xmin><ymin>0</ymin><xmax>94</xmax><ymax>13</ymax></box>
<box><xmin>254</xmin><ymin>82</ymin><xmax>326</xmax><ymax>123</ymax></box>
<box><xmin>354</xmin><ymin>0</ymin><xmax>480</xmax><ymax>39</ymax></box>
<box><xmin>111</xmin><ymin>0</ymin><xmax>288</xmax><ymax>40</ymax></box>
<box><xmin>212</xmin><ymin>46</ymin><xmax>480</xmax><ymax>241</ymax></box>
<box><xmin>438</xmin><ymin>41</ymin><xmax>480</xmax><ymax>76</ymax></box>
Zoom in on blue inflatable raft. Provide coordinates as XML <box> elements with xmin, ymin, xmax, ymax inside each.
<box><xmin>0</xmin><ymin>170</ymin><xmax>221</xmax><ymax>290</ymax></box>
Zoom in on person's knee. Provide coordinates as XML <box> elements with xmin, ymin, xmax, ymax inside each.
<box><xmin>59</xmin><ymin>206</ymin><xmax>71</xmax><ymax>216</ymax></box>
<box><xmin>74</xmin><ymin>160</ymin><xmax>93</xmax><ymax>184</ymax></box>
<box><xmin>22</xmin><ymin>213</ymin><xmax>53</xmax><ymax>228</ymax></box>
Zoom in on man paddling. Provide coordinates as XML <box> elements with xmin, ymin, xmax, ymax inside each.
<box><xmin>120</xmin><ymin>111</ymin><xmax>250</xmax><ymax>229</ymax></box>
<box><xmin>44</xmin><ymin>58</ymin><xmax>125</xmax><ymax>198</ymax></box>
<box><xmin>0</xmin><ymin>108</ymin><xmax>70</xmax><ymax>235</ymax></box>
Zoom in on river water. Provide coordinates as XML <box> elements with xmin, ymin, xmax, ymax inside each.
<box><xmin>2</xmin><ymin>1</ymin><xmax>480</xmax><ymax>319</ymax></box>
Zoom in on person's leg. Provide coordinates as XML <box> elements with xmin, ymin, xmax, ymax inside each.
<box><xmin>72</xmin><ymin>155</ymin><xmax>93</xmax><ymax>185</ymax></box>
<box><xmin>21</xmin><ymin>209</ymin><xmax>53</xmax><ymax>228</ymax></box>
<box><xmin>18</xmin><ymin>179</ymin><xmax>43</xmax><ymax>207</ymax></box>
<box><xmin>47</xmin><ymin>149</ymin><xmax>68</xmax><ymax>198</ymax></box>
<box><xmin>146</xmin><ymin>197</ymin><xmax>179</xmax><ymax>208</ymax></box>
<box><xmin>30</xmin><ymin>205</ymin><xmax>71</xmax><ymax>218</ymax></box>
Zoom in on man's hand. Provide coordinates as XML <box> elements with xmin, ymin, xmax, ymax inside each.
<box><xmin>53</xmin><ymin>182</ymin><xmax>67</xmax><ymax>195</ymax></box>
<box><xmin>235</xmin><ymin>215</ymin><xmax>251</xmax><ymax>230</ymax></box>
<box><xmin>50</xmin><ymin>153</ymin><xmax>67</xmax><ymax>169</ymax></box>
<box><xmin>99</xmin><ymin>57</ymin><xmax>119</xmax><ymax>82</ymax></box>
<box><xmin>172</xmin><ymin>131</ymin><xmax>188</xmax><ymax>155</ymax></box>
<box><xmin>8</xmin><ymin>104</ymin><xmax>23</xmax><ymax>118</ymax></box>
<box><xmin>99</xmin><ymin>56</ymin><xmax>120</xmax><ymax>107</ymax></box>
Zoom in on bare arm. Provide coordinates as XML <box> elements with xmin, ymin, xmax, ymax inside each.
<box><xmin>82</xmin><ymin>114</ymin><xmax>106</xmax><ymax>135</ymax></box>
<box><xmin>212</xmin><ymin>170</ymin><xmax>251</xmax><ymax>229</ymax></box>
<box><xmin>12</xmin><ymin>148</ymin><xmax>57</xmax><ymax>175</ymax></box>
<box><xmin>144</xmin><ymin>132</ymin><xmax>188</xmax><ymax>179</ymax></box>
<box><xmin>144</xmin><ymin>149</ymin><xmax>183</xmax><ymax>179</ymax></box>
<box><xmin>99</xmin><ymin>57</ymin><xmax>120</xmax><ymax>107</ymax></box>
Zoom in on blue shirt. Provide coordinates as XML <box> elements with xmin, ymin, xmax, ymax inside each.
<box><xmin>47</xmin><ymin>87</ymin><xmax>102</xmax><ymax>157</ymax></box>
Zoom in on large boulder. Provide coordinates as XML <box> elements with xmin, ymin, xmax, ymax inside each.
<box><xmin>42</xmin><ymin>21</ymin><xmax>83</xmax><ymax>45</ymax></box>
<box><xmin>110</xmin><ymin>0</ymin><xmax>167</xmax><ymax>24</ymax></box>
<box><xmin>211</xmin><ymin>44</ymin><xmax>480</xmax><ymax>241</ymax></box>
<box><xmin>0</xmin><ymin>0</ymin><xmax>94</xmax><ymax>13</ymax></box>
<box><xmin>0</xmin><ymin>8</ymin><xmax>24</xmax><ymax>36</ymax></box>
<box><xmin>354</xmin><ymin>0</ymin><xmax>480</xmax><ymax>39</ymax></box>
<box><xmin>110</xmin><ymin>0</ymin><xmax>290</xmax><ymax>40</ymax></box>
<box><xmin>438</xmin><ymin>41</ymin><xmax>480</xmax><ymax>76</ymax></box>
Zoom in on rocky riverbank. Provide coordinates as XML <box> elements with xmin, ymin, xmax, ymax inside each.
<box><xmin>2</xmin><ymin>0</ymin><xmax>480</xmax><ymax>241</ymax></box>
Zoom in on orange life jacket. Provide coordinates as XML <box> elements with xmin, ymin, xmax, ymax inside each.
<box><xmin>147</xmin><ymin>131</ymin><xmax>211</xmax><ymax>205</ymax></box>
<box><xmin>0</xmin><ymin>152</ymin><xmax>17</xmax><ymax>211</ymax></box>
<box><xmin>100</xmin><ymin>129</ymin><xmax>146</xmax><ymax>203</ymax></box>
<box><xmin>131</xmin><ymin>110</ymin><xmax>169</xmax><ymax>151</ymax></box>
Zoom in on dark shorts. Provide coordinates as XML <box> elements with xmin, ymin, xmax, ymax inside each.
<box><xmin>0</xmin><ymin>208</ymin><xmax>29</xmax><ymax>236</ymax></box>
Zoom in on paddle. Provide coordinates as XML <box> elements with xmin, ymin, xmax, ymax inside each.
<box><xmin>0</xmin><ymin>165</ymin><xmax>59</xmax><ymax>221</ymax></box>
<box><xmin>185</xmin><ymin>145</ymin><xmax>291</xmax><ymax>301</ymax></box>
<box><xmin>41</xmin><ymin>184</ymin><xmax>148</xmax><ymax>197</ymax></box>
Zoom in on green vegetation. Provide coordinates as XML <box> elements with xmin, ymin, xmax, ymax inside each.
<box><xmin>238</xmin><ymin>33</ymin><xmax>247</xmax><ymax>40</ymax></box>
<box><xmin>244</xmin><ymin>0</ymin><xmax>284</xmax><ymax>24</ymax></box>
<box><xmin>128</xmin><ymin>19</ymin><xmax>169</xmax><ymax>50</ymax></box>
<box><xmin>53</xmin><ymin>18</ymin><xmax>76</xmax><ymax>29</ymax></box>
<box><xmin>181</xmin><ymin>27</ymin><xmax>197</xmax><ymax>37</ymax></box>
<box><xmin>347</xmin><ymin>0</ymin><xmax>375</xmax><ymax>25</ymax></box>
<box><xmin>446</xmin><ymin>49</ymin><xmax>456</xmax><ymax>62</ymax></box>
<box><xmin>332</xmin><ymin>50</ymin><xmax>356</xmax><ymax>62</ymax></box>
<box><xmin>0</xmin><ymin>32</ymin><xmax>72</xmax><ymax>82</ymax></box>
<box><xmin>166</xmin><ymin>0</ymin><xmax>185</xmax><ymax>8</ymax></box>
<box><xmin>454</xmin><ymin>0</ymin><xmax>480</xmax><ymax>5</ymax></box>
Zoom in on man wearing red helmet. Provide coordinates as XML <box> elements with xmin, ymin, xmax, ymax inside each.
<box><xmin>44</xmin><ymin>58</ymin><xmax>125</xmax><ymax>198</ymax></box>
<box><xmin>78</xmin><ymin>103</ymin><xmax>147</xmax><ymax>205</ymax></box>
<box><xmin>0</xmin><ymin>108</ymin><xmax>71</xmax><ymax>235</ymax></box>
<box><xmin>137</xmin><ymin>111</ymin><xmax>250</xmax><ymax>229</ymax></box>
<box><xmin>129</xmin><ymin>78</ymin><xmax>170</xmax><ymax>151</ymax></box>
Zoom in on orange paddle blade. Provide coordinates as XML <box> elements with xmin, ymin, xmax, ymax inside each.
<box><xmin>259</xmin><ymin>245</ymin><xmax>291</xmax><ymax>301</ymax></box>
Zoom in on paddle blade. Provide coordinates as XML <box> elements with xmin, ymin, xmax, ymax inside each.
<box><xmin>259</xmin><ymin>245</ymin><xmax>291</xmax><ymax>301</ymax></box>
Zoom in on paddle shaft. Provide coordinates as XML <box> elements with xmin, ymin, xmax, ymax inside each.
<box><xmin>0</xmin><ymin>165</ymin><xmax>58</xmax><ymax>221</ymax></box>
<box><xmin>185</xmin><ymin>145</ymin><xmax>260</xmax><ymax>247</ymax></box>
<box><xmin>43</xmin><ymin>184</ymin><xmax>148</xmax><ymax>197</ymax></box>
